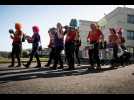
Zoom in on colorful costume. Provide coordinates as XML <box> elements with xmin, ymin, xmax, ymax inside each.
<box><xmin>24</xmin><ymin>26</ymin><xmax>41</xmax><ymax>68</ymax></box>
<box><xmin>8</xmin><ymin>23</ymin><xmax>23</xmax><ymax>67</ymax></box>
<box><xmin>65</xmin><ymin>27</ymin><xmax>76</xmax><ymax>70</ymax></box>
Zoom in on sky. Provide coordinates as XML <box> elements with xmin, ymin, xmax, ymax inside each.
<box><xmin>0</xmin><ymin>5</ymin><xmax>134</xmax><ymax>52</ymax></box>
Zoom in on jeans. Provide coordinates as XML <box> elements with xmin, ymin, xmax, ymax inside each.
<box><xmin>11</xmin><ymin>44</ymin><xmax>22</xmax><ymax>66</ymax></box>
<box><xmin>74</xmin><ymin>46</ymin><xmax>80</xmax><ymax>64</ymax></box>
<box><xmin>26</xmin><ymin>46</ymin><xmax>41</xmax><ymax>66</ymax></box>
<box><xmin>53</xmin><ymin>48</ymin><xmax>63</xmax><ymax>67</ymax></box>
<box><xmin>88</xmin><ymin>42</ymin><xmax>100</xmax><ymax>67</ymax></box>
<box><xmin>65</xmin><ymin>42</ymin><xmax>75</xmax><ymax>68</ymax></box>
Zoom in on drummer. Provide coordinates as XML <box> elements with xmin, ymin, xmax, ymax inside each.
<box><xmin>87</xmin><ymin>23</ymin><xmax>103</xmax><ymax>70</ymax></box>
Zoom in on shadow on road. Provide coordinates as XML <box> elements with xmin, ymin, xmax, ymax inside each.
<box><xmin>0</xmin><ymin>65</ymin><xmax>118</xmax><ymax>84</ymax></box>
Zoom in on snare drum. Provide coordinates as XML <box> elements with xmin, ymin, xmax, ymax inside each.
<box><xmin>87</xmin><ymin>42</ymin><xmax>94</xmax><ymax>49</ymax></box>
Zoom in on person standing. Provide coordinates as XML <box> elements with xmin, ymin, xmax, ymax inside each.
<box><xmin>45</xmin><ymin>28</ymin><xmax>56</xmax><ymax>67</ymax></box>
<box><xmin>99</xmin><ymin>35</ymin><xmax>107</xmax><ymax>65</ymax></box>
<box><xmin>74</xmin><ymin>28</ymin><xmax>81</xmax><ymax>66</ymax></box>
<box><xmin>108</xmin><ymin>28</ymin><xmax>120</xmax><ymax>68</ymax></box>
<box><xmin>87</xmin><ymin>23</ymin><xmax>103</xmax><ymax>70</ymax></box>
<box><xmin>50</xmin><ymin>23</ymin><xmax>64</xmax><ymax>70</ymax></box>
<box><xmin>117</xmin><ymin>28</ymin><xmax>127</xmax><ymax>66</ymax></box>
<box><xmin>8</xmin><ymin>23</ymin><xmax>24</xmax><ymax>68</ymax></box>
<box><xmin>23</xmin><ymin>26</ymin><xmax>41</xmax><ymax>68</ymax></box>
<box><xmin>65</xmin><ymin>26</ymin><xmax>77</xmax><ymax>70</ymax></box>
<box><xmin>117</xmin><ymin>28</ymin><xmax>126</xmax><ymax>50</ymax></box>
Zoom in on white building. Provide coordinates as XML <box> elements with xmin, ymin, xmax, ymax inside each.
<box><xmin>79</xmin><ymin>7</ymin><xmax>134</xmax><ymax>58</ymax></box>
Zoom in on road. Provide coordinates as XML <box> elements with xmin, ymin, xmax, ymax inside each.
<box><xmin>0</xmin><ymin>63</ymin><xmax>134</xmax><ymax>94</ymax></box>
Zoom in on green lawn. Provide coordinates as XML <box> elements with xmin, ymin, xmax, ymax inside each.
<box><xmin>0</xmin><ymin>57</ymin><xmax>48</xmax><ymax>64</ymax></box>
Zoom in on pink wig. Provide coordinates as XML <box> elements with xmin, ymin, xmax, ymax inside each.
<box><xmin>32</xmin><ymin>26</ymin><xmax>39</xmax><ymax>33</ymax></box>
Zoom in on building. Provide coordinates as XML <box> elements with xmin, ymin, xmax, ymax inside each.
<box><xmin>79</xmin><ymin>7</ymin><xmax>134</xmax><ymax>58</ymax></box>
<box><xmin>98</xmin><ymin>7</ymin><xmax>134</xmax><ymax>56</ymax></box>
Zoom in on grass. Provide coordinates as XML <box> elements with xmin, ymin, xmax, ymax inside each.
<box><xmin>0</xmin><ymin>57</ymin><xmax>48</xmax><ymax>64</ymax></box>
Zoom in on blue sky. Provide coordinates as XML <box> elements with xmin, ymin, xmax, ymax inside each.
<box><xmin>0</xmin><ymin>5</ymin><xmax>134</xmax><ymax>52</ymax></box>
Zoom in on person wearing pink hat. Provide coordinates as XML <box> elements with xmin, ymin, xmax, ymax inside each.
<box><xmin>23</xmin><ymin>26</ymin><xmax>41</xmax><ymax>68</ymax></box>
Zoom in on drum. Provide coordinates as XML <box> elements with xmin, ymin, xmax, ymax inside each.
<box><xmin>87</xmin><ymin>42</ymin><xmax>94</xmax><ymax>49</ymax></box>
<box><xmin>106</xmin><ymin>48</ymin><xmax>113</xmax><ymax>60</ymax></box>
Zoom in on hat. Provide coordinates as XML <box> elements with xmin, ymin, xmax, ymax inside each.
<box><xmin>15</xmin><ymin>23</ymin><xmax>22</xmax><ymax>30</ymax></box>
<box><xmin>32</xmin><ymin>26</ymin><xmax>39</xmax><ymax>33</ymax></box>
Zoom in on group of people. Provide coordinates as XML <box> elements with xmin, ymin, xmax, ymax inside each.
<box><xmin>45</xmin><ymin>22</ymin><xmax>81</xmax><ymax>70</ymax></box>
<box><xmin>8</xmin><ymin>20</ymin><xmax>131</xmax><ymax>71</ymax></box>
<box><xmin>86</xmin><ymin>23</ymin><xmax>130</xmax><ymax>70</ymax></box>
<box><xmin>8</xmin><ymin>21</ymin><xmax>82</xmax><ymax>70</ymax></box>
<box><xmin>8</xmin><ymin>23</ymin><xmax>42</xmax><ymax>68</ymax></box>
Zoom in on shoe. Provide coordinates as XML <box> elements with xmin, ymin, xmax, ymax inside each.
<box><xmin>66</xmin><ymin>67</ymin><xmax>75</xmax><ymax>70</ymax></box>
<box><xmin>45</xmin><ymin>64</ymin><xmax>50</xmax><ymax>67</ymax></box>
<box><xmin>96</xmin><ymin>66</ymin><xmax>101</xmax><ymax>70</ymax></box>
<box><xmin>23</xmin><ymin>64</ymin><xmax>29</xmax><ymax>68</ymax></box>
<box><xmin>121</xmin><ymin>64</ymin><xmax>125</xmax><ymax>67</ymax></box>
<box><xmin>8</xmin><ymin>64</ymin><xmax>14</xmax><ymax>68</ymax></box>
<box><xmin>58</xmin><ymin>65</ymin><xmax>63</xmax><ymax>69</ymax></box>
<box><xmin>50</xmin><ymin>66</ymin><xmax>57</xmax><ymax>70</ymax></box>
<box><xmin>77</xmin><ymin>64</ymin><xmax>81</xmax><ymax>66</ymax></box>
<box><xmin>109</xmin><ymin>64</ymin><xmax>115</xmax><ymax>69</ymax></box>
<box><xmin>88</xmin><ymin>65</ymin><xmax>95</xmax><ymax>70</ymax></box>
<box><xmin>16</xmin><ymin>64</ymin><xmax>21</xmax><ymax>67</ymax></box>
<box><xmin>34</xmin><ymin>65</ymin><xmax>41</xmax><ymax>68</ymax></box>
<box><xmin>88</xmin><ymin>67</ymin><xmax>95</xmax><ymax>70</ymax></box>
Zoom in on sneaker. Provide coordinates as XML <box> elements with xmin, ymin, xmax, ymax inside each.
<box><xmin>45</xmin><ymin>64</ymin><xmax>50</xmax><ymax>67</ymax></box>
<box><xmin>77</xmin><ymin>64</ymin><xmax>81</xmax><ymax>66</ymax></box>
<box><xmin>88</xmin><ymin>65</ymin><xmax>95</xmax><ymax>70</ymax></box>
<box><xmin>23</xmin><ymin>64</ymin><xmax>29</xmax><ymax>68</ymax></box>
<box><xmin>96</xmin><ymin>66</ymin><xmax>101</xmax><ymax>70</ymax></box>
<box><xmin>8</xmin><ymin>64</ymin><xmax>14</xmax><ymax>68</ymax></box>
<box><xmin>66</xmin><ymin>67</ymin><xmax>75</xmax><ymax>70</ymax></box>
<box><xmin>58</xmin><ymin>65</ymin><xmax>63</xmax><ymax>69</ymax></box>
<box><xmin>50</xmin><ymin>66</ymin><xmax>57</xmax><ymax>70</ymax></box>
<box><xmin>88</xmin><ymin>67</ymin><xmax>95</xmax><ymax>71</ymax></box>
<box><xmin>34</xmin><ymin>65</ymin><xmax>41</xmax><ymax>68</ymax></box>
<box><xmin>109</xmin><ymin>65</ymin><xmax>115</xmax><ymax>69</ymax></box>
<box><xmin>16</xmin><ymin>64</ymin><xmax>21</xmax><ymax>67</ymax></box>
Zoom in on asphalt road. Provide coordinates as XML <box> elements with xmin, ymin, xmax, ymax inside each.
<box><xmin>0</xmin><ymin>63</ymin><xmax>134</xmax><ymax>94</ymax></box>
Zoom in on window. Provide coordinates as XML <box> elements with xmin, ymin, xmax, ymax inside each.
<box><xmin>127</xmin><ymin>15</ymin><xmax>134</xmax><ymax>24</ymax></box>
<box><xmin>127</xmin><ymin>30</ymin><xmax>134</xmax><ymax>40</ymax></box>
